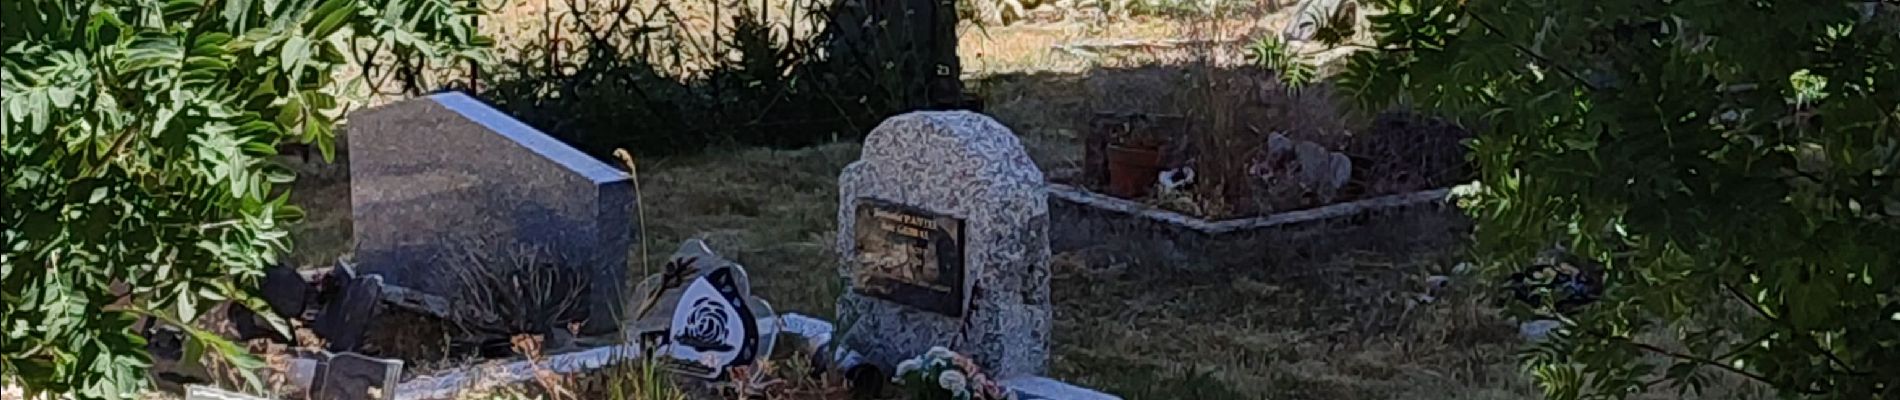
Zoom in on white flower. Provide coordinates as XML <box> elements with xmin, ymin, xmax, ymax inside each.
<box><xmin>896</xmin><ymin>358</ymin><xmax>923</xmax><ymax>376</ymax></box>
<box><xmin>926</xmin><ymin>346</ymin><xmax>955</xmax><ymax>360</ymax></box>
<box><xmin>937</xmin><ymin>370</ymin><xmax>968</xmax><ymax>391</ymax></box>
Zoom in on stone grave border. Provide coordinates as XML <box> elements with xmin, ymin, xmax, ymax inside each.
<box><xmin>193</xmin><ymin>308</ymin><xmax>1115</xmax><ymax>399</ymax></box>
<box><xmin>1047</xmin><ymin>180</ymin><xmax>1467</xmax><ymax>263</ymax></box>
<box><xmin>389</xmin><ymin>313</ymin><xmax>1115</xmax><ymax>400</ymax></box>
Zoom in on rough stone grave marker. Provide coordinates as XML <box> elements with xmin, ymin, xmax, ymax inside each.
<box><xmin>836</xmin><ymin>111</ymin><xmax>1051</xmax><ymax>379</ymax></box>
<box><xmin>348</xmin><ymin>92</ymin><xmax>634</xmax><ymax>333</ymax></box>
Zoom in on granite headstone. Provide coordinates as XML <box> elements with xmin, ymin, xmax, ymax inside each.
<box><xmin>348</xmin><ymin>92</ymin><xmax>635</xmax><ymax>334</ymax></box>
<box><xmin>836</xmin><ymin>111</ymin><xmax>1051</xmax><ymax>379</ymax></box>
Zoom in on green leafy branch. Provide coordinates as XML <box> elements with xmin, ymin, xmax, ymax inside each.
<box><xmin>2</xmin><ymin>0</ymin><xmax>487</xmax><ymax>397</ymax></box>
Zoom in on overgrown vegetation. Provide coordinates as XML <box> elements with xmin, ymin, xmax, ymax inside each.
<box><xmin>0</xmin><ymin>0</ymin><xmax>482</xmax><ymax>397</ymax></box>
<box><xmin>1341</xmin><ymin>0</ymin><xmax>1900</xmax><ymax>398</ymax></box>
<box><xmin>473</xmin><ymin>0</ymin><xmax>961</xmax><ymax>158</ymax></box>
<box><xmin>443</xmin><ymin>243</ymin><xmax>591</xmax><ymax>358</ymax></box>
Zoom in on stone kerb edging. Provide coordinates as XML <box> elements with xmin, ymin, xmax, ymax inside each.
<box><xmin>1046</xmin><ymin>182</ymin><xmax>1454</xmax><ymax>234</ymax></box>
<box><xmin>387</xmin><ymin>313</ymin><xmax>1119</xmax><ymax>400</ymax></box>
<box><xmin>391</xmin><ymin>314</ymin><xmax>835</xmax><ymax>400</ymax></box>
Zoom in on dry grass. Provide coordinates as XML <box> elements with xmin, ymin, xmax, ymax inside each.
<box><xmin>1047</xmin><ymin>247</ymin><xmax>1539</xmax><ymax>400</ymax></box>
<box><xmin>622</xmin><ymin>144</ymin><xmax>861</xmax><ymax>317</ymax></box>
<box><xmin>959</xmin><ymin>16</ymin><xmax>1256</xmax><ymax>75</ymax></box>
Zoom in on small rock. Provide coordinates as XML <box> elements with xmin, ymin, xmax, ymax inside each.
<box><xmin>1425</xmin><ymin>275</ymin><xmax>1452</xmax><ymax>291</ymax></box>
<box><xmin>1519</xmin><ymin>319</ymin><xmax>1563</xmax><ymax>342</ymax></box>
<box><xmin>1451</xmin><ymin>262</ymin><xmax>1476</xmax><ymax>275</ymax></box>
<box><xmin>1253</xmin><ymin>132</ymin><xmax>1353</xmax><ymax>208</ymax></box>
<box><xmin>1158</xmin><ymin>167</ymin><xmax>1195</xmax><ymax>190</ymax></box>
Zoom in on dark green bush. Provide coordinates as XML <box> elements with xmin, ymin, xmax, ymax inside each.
<box><xmin>478</xmin><ymin>0</ymin><xmax>961</xmax><ymax>158</ymax></box>
<box><xmin>1341</xmin><ymin>0</ymin><xmax>1900</xmax><ymax>398</ymax></box>
<box><xmin>1</xmin><ymin>0</ymin><xmax>484</xmax><ymax>397</ymax></box>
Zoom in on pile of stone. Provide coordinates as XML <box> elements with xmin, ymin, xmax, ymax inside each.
<box><xmin>1249</xmin><ymin>132</ymin><xmax>1352</xmax><ymax>211</ymax></box>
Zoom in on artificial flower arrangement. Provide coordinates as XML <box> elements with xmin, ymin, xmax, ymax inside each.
<box><xmin>893</xmin><ymin>346</ymin><xmax>1015</xmax><ymax>400</ymax></box>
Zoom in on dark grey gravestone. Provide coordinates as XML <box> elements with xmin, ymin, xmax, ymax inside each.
<box><xmin>836</xmin><ymin>111</ymin><xmax>1051</xmax><ymax>379</ymax></box>
<box><xmin>348</xmin><ymin>92</ymin><xmax>635</xmax><ymax>334</ymax></box>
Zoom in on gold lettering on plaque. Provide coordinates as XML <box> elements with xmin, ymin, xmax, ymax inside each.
<box><xmin>852</xmin><ymin>199</ymin><xmax>966</xmax><ymax>316</ymax></box>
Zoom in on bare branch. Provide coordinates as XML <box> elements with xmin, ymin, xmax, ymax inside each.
<box><xmin>1464</xmin><ymin>10</ymin><xmax>1602</xmax><ymax>92</ymax></box>
<box><xmin>1722</xmin><ymin>284</ymin><xmax>1869</xmax><ymax>377</ymax></box>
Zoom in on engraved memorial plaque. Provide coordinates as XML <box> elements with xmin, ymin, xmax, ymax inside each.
<box><xmin>851</xmin><ymin>198</ymin><xmax>966</xmax><ymax>316</ymax></box>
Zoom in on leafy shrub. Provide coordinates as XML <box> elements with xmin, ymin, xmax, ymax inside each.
<box><xmin>442</xmin><ymin>243</ymin><xmax>590</xmax><ymax>357</ymax></box>
<box><xmin>1246</xmin><ymin>35</ymin><xmax>1316</xmax><ymax>89</ymax></box>
<box><xmin>0</xmin><ymin>0</ymin><xmax>483</xmax><ymax>397</ymax></box>
<box><xmin>1345</xmin><ymin>111</ymin><xmax>1472</xmax><ymax>196</ymax></box>
<box><xmin>1341</xmin><ymin>0</ymin><xmax>1900</xmax><ymax>398</ymax></box>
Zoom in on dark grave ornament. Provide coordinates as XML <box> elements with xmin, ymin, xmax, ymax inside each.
<box><xmin>225</xmin><ymin>261</ymin><xmax>309</xmax><ymax>343</ymax></box>
<box><xmin>313</xmin><ymin>274</ymin><xmax>386</xmax><ymax>352</ymax></box>
<box><xmin>314</xmin><ymin>258</ymin><xmax>363</xmax><ymax>318</ymax></box>
<box><xmin>850</xmin><ymin>198</ymin><xmax>967</xmax><ymax>316</ymax></box>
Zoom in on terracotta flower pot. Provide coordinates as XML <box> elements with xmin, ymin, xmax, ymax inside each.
<box><xmin>1106</xmin><ymin>144</ymin><xmax>1163</xmax><ymax>198</ymax></box>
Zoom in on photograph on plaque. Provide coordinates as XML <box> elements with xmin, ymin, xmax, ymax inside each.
<box><xmin>851</xmin><ymin>198</ymin><xmax>966</xmax><ymax>316</ymax></box>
